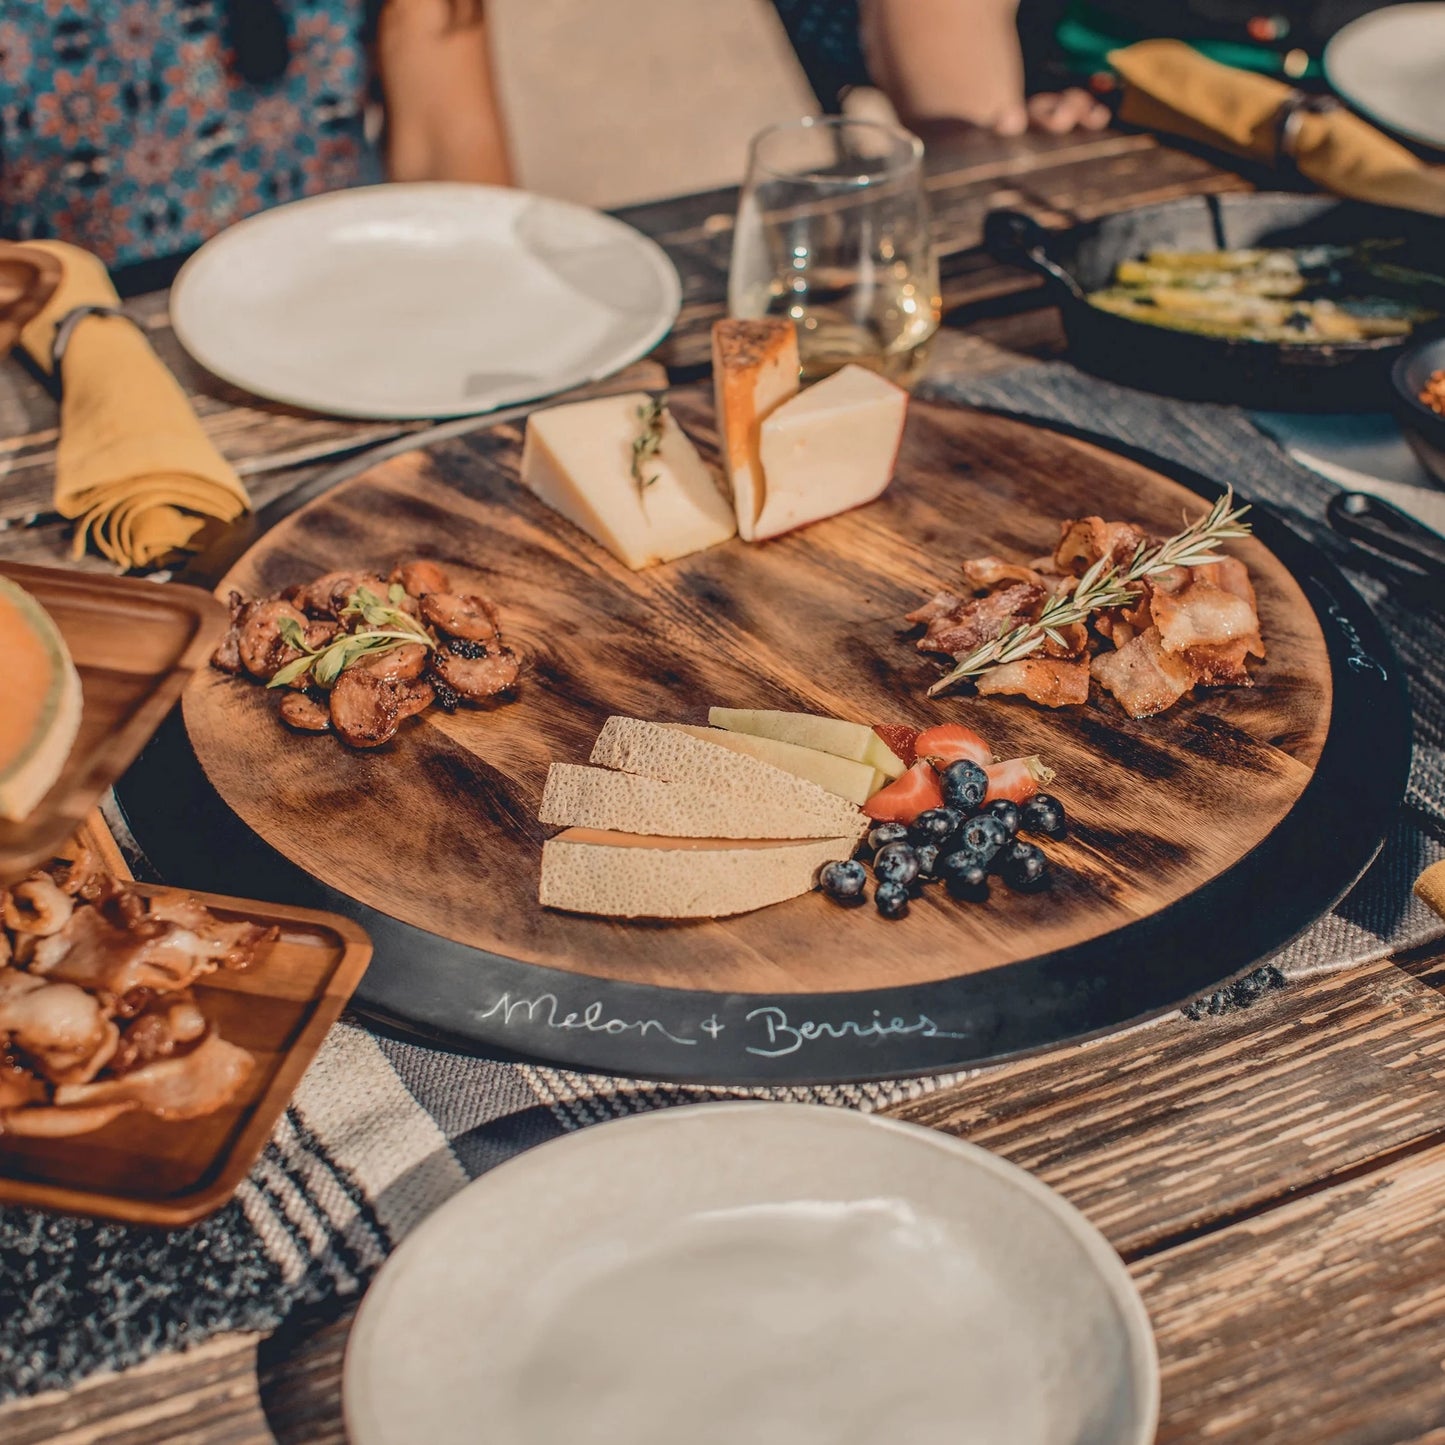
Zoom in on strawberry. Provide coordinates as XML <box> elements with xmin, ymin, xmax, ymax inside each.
<box><xmin>871</xmin><ymin>723</ymin><xmax>918</xmax><ymax>768</ymax></box>
<box><xmin>983</xmin><ymin>755</ymin><xmax>1056</xmax><ymax>805</ymax></box>
<box><xmin>914</xmin><ymin>723</ymin><xmax>994</xmax><ymax>768</ymax></box>
<box><xmin>862</xmin><ymin>761</ymin><xmax>944</xmax><ymax>823</ymax></box>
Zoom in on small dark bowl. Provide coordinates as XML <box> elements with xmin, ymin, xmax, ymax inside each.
<box><xmin>1390</xmin><ymin>335</ymin><xmax>1445</xmax><ymax>485</ymax></box>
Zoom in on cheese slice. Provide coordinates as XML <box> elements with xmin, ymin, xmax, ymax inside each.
<box><xmin>711</xmin><ymin>318</ymin><xmax>800</xmax><ymax>540</ymax></box>
<box><xmin>707</xmin><ymin>707</ymin><xmax>908</xmax><ymax>780</ymax></box>
<box><xmin>754</xmin><ymin>364</ymin><xmax>908</xmax><ymax>540</ymax></box>
<box><xmin>540</xmin><ymin>829</ymin><xmax>856</xmax><ymax>918</ymax></box>
<box><xmin>666</xmin><ymin>724</ymin><xmax>880</xmax><ymax>804</ymax></box>
<box><xmin>539</xmin><ymin>764</ymin><xmax>853</xmax><ymax>839</ymax></box>
<box><xmin>588</xmin><ymin>717</ymin><xmax>867</xmax><ymax>837</ymax></box>
<box><xmin>520</xmin><ymin>393</ymin><xmax>736</xmax><ymax>570</ymax></box>
<box><xmin>0</xmin><ymin>576</ymin><xmax>83</xmax><ymax>823</ymax></box>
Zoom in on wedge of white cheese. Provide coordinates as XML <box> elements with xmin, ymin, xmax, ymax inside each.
<box><xmin>588</xmin><ymin>716</ymin><xmax>867</xmax><ymax>838</ymax></box>
<box><xmin>540</xmin><ymin>829</ymin><xmax>858</xmax><ymax>919</ymax></box>
<box><xmin>520</xmin><ymin>393</ymin><xmax>736</xmax><ymax>570</ymax></box>
<box><xmin>666</xmin><ymin>724</ymin><xmax>882</xmax><ymax>804</ymax></box>
<box><xmin>539</xmin><ymin>763</ymin><xmax>855</xmax><ymax>839</ymax></box>
<box><xmin>711</xmin><ymin>318</ymin><xmax>800</xmax><ymax>540</ymax></box>
<box><xmin>753</xmin><ymin>364</ymin><xmax>908</xmax><ymax>540</ymax></box>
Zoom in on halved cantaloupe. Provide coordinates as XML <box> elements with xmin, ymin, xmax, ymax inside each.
<box><xmin>0</xmin><ymin>576</ymin><xmax>83</xmax><ymax>822</ymax></box>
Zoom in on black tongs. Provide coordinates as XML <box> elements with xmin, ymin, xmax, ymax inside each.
<box><xmin>1328</xmin><ymin>490</ymin><xmax>1445</xmax><ymax>581</ymax></box>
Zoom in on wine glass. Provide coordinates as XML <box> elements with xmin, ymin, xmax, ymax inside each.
<box><xmin>728</xmin><ymin>115</ymin><xmax>941</xmax><ymax>388</ymax></box>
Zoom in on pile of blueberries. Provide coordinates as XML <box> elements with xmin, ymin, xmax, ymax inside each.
<box><xmin>818</xmin><ymin>759</ymin><xmax>1067</xmax><ymax>919</ymax></box>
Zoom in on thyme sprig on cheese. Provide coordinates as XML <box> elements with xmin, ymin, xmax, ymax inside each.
<box><xmin>268</xmin><ymin>584</ymin><xmax>434</xmax><ymax>690</ymax></box>
<box><xmin>630</xmin><ymin>397</ymin><xmax>666</xmax><ymax>500</ymax></box>
<box><xmin>928</xmin><ymin>490</ymin><xmax>1253</xmax><ymax>696</ymax></box>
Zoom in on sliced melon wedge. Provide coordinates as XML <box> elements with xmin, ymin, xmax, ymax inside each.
<box><xmin>707</xmin><ymin>707</ymin><xmax>907</xmax><ymax>782</ymax></box>
<box><xmin>669</xmin><ymin>724</ymin><xmax>881</xmax><ymax>804</ymax></box>
<box><xmin>0</xmin><ymin>576</ymin><xmax>82</xmax><ymax>823</ymax></box>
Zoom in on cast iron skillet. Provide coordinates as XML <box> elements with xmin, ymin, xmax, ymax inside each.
<box><xmin>984</xmin><ymin>191</ymin><xmax>1445</xmax><ymax>412</ymax></box>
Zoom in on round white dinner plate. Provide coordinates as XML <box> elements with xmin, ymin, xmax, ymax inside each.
<box><xmin>1325</xmin><ymin>4</ymin><xmax>1445</xmax><ymax>151</ymax></box>
<box><xmin>170</xmin><ymin>183</ymin><xmax>681</xmax><ymax>419</ymax></box>
<box><xmin>343</xmin><ymin>1103</ymin><xmax>1158</xmax><ymax>1445</ymax></box>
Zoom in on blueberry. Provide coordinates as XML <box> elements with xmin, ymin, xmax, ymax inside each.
<box><xmin>910</xmin><ymin>807</ymin><xmax>961</xmax><ymax>846</ymax></box>
<box><xmin>914</xmin><ymin>843</ymin><xmax>942</xmax><ymax>881</ymax></box>
<box><xmin>941</xmin><ymin>850</ymin><xmax>989</xmax><ymax>894</ymax></box>
<box><xmin>867</xmin><ymin>822</ymin><xmax>910</xmax><ymax>854</ymax></box>
<box><xmin>1002</xmin><ymin>842</ymin><xmax>1049</xmax><ymax>890</ymax></box>
<box><xmin>873</xmin><ymin>842</ymin><xmax>920</xmax><ymax>887</ymax></box>
<box><xmin>940</xmin><ymin>760</ymin><xmax>988</xmax><ymax>814</ymax></box>
<box><xmin>875</xmin><ymin>880</ymin><xmax>909</xmax><ymax>918</ymax></box>
<box><xmin>818</xmin><ymin>859</ymin><xmax>867</xmax><ymax>901</ymax></box>
<box><xmin>958</xmin><ymin>814</ymin><xmax>1008</xmax><ymax>862</ymax></box>
<box><xmin>1020</xmin><ymin>793</ymin><xmax>1067</xmax><ymax>838</ymax></box>
<box><xmin>984</xmin><ymin>799</ymin><xmax>1021</xmax><ymax>838</ymax></box>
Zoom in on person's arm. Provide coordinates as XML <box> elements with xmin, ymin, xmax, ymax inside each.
<box><xmin>377</xmin><ymin>0</ymin><xmax>512</xmax><ymax>185</ymax></box>
<box><xmin>859</xmin><ymin>0</ymin><xmax>1108</xmax><ymax>135</ymax></box>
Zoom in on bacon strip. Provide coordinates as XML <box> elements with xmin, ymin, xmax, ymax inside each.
<box><xmin>976</xmin><ymin>659</ymin><xmax>1091</xmax><ymax>708</ymax></box>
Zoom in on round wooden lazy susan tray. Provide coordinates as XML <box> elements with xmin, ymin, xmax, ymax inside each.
<box><xmin>142</xmin><ymin>397</ymin><xmax>1406</xmax><ymax>1083</ymax></box>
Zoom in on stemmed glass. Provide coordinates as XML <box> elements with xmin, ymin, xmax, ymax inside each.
<box><xmin>729</xmin><ymin>115</ymin><xmax>941</xmax><ymax>388</ymax></box>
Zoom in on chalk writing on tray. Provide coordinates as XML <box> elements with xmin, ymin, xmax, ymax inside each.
<box><xmin>474</xmin><ymin>992</ymin><xmax>698</xmax><ymax>1047</ymax></box>
<box><xmin>742</xmin><ymin>1006</ymin><xmax>969</xmax><ymax>1058</ymax></box>
<box><xmin>1322</xmin><ymin>597</ymin><xmax>1388</xmax><ymax>680</ymax></box>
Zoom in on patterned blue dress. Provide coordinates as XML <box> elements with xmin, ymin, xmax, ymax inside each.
<box><xmin>0</xmin><ymin>0</ymin><xmax>377</xmax><ymax>272</ymax></box>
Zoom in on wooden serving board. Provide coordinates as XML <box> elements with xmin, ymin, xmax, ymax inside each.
<box><xmin>171</xmin><ymin>396</ymin><xmax>1404</xmax><ymax>1082</ymax></box>
<box><xmin>0</xmin><ymin>820</ymin><xmax>374</xmax><ymax>1225</ymax></box>
<box><xmin>0</xmin><ymin>563</ymin><xmax>229</xmax><ymax>883</ymax></box>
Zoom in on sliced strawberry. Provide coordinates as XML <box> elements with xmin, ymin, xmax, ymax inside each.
<box><xmin>983</xmin><ymin>755</ymin><xmax>1056</xmax><ymax>805</ymax></box>
<box><xmin>914</xmin><ymin>723</ymin><xmax>994</xmax><ymax>768</ymax></box>
<box><xmin>862</xmin><ymin>761</ymin><xmax>944</xmax><ymax>823</ymax></box>
<box><xmin>871</xmin><ymin>723</ymin><xmax>918</xmax><ymax>768</ymax></box>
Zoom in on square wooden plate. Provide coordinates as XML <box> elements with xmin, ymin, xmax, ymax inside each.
<box><xmin>0</xmin><ymin>821</ymin><xmax>373</xmax><ymax>1225</ymax></box>
<box><xmin>0</xmin><ymin>561</ymin><xmax>230</xmax><ymax>883</ymax></box>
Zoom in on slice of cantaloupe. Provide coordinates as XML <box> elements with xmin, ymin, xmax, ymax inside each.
<box><xmin>0</xmin><ymin>576</ymin><xmax>83</xmax><ymax>822</ymax></box>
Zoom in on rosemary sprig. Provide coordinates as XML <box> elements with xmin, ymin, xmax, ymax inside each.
<box><xmin>267</xmin><ymin>585</ymin><xmax>434</xmax><ymax>690</ymax></box>
<box><xmin>927</xmin><ymin>489</ymin><xmax>1252</xmax><ymax>697</ymax></box>
<box><xmin>630</xmin><ymin>397</ymin><xmax>666</xmax><ymax>500</ymax></box>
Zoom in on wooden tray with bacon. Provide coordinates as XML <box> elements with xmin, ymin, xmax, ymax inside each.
<box><xmin>0</xmin><ymin>816</ymin><xmax>370</xmax><ymax>1225</ymax></box>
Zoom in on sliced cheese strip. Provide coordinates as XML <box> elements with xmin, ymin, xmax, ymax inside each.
<box><xmin>712</xmin><ymin>318</ymin><xmax>800</xmax><ymax>540</ymax></box>
<box><xmin>520</xmin><ymin>392</ymin><xmax>736</xmax><ymax>570</ymax></box>
<box><xmin>754</xmin><ymin>364</ymin><xmax>908</xmax><ymax>540</ymax></box>
<box><xmin>540</xmin><ymin>764</ymin><xmax>852</xmax><ymax>839</ymax></box>
<box><xmin>667</xmin><ymin>724</ymin><xmax>879</xmax><ymax>804</ymax></box>
<box><xmin>707</xmin><ymin>707</ymin><xmax>907</xmax><ymax>781</ymax></box>
<box><xmin>589</xmin><ymin>717</ymin><xmax>866</xmax><ymax>836</ymax></box>
<box><xmin>0</xmin><ymin>575</ymin><xmax>83</xmax><ymax>823</ymax></box>
<box><xmin>540</xmin><ymin>829</ymin><xmax>856</xmax><ymax>919</ymax></box>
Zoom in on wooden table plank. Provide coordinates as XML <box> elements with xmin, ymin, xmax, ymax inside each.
<box><xmin>1137</xmin><ymin>1138</ymin><xmax>1445</xmax><ymax>1443</ymax></box>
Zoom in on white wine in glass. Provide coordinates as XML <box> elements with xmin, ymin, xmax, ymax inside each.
<box><xmin>729</xmin><ymin>116</ymin><xmax>941</xmax><ymax>388</ymax></box>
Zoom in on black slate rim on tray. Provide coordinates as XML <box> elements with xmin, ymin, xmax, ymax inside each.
<box><xmin>118</xmin><ymin>414</ymin><xmax>1412</xmax><ymax>1086</ymax></box>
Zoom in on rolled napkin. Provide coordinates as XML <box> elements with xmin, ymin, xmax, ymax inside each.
<box><xmin>1415</xmin><ymin>861</ymin><xmax>1445</xmax><ymax>920</ymax></box>
<box><xmin>14</xmin><ymin>240</ymin><xmax>249</xmax><ymax>570</ymax></box>
<box><xmin>1113</xmin><ymin>39</ymin><xmax>1445</xmax><ymax>219</ymax></box>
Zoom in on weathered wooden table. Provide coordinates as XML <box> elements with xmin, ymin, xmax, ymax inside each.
<box><xmin>7</xmin><ymin>127</ymin><xmax>1445</xmax><ymax>1444</ymax></box>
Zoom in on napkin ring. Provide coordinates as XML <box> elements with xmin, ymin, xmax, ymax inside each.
<box><xmin>51</xmin><ymin>303</ymin><xmax>142</xmax><ymax>378</ymax></box>
<box><xmin>1274</xmin><ymin>91</ymin><xmax>1341</xmax><ymax>168</ymax></box>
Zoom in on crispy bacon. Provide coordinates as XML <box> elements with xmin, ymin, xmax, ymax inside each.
<box><xmin>917</xmin><ymin>582</ymin><xmax>1045</xmax><ymax>656</ymax></box>
<box><xmin>1054</xmin><ymin>518</ymin><xmax>1149</xmax><ymax>577</ymax></box>
<box><xmin>976</xmin><ymin>659</ymin><xmax>1091</xmax><ymax>708</ymax></box>
<box><xmin>1091</xmin><ymin>627</ymin><xmax>1196</xmax><ymax>718</ymax></box>
<box><xmin>1150</xmin><ymin>579</ymin><xmax>1264</xmax><ymax>658</ymax></box>
<box><xmin>960</xmin><ymin>556</ymin><xmax>1050</xmax><ymax>591</ymax></box>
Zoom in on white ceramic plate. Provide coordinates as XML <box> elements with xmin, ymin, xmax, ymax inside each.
<box><xmin>343</xmin><ymin>1103</ymin><xmax>1158</xmax><ymax>1445</ymax></box>
<box><xmin>1326</xmin><ymin>4</ymin><xmax>1445</xmax><ymax>151</ymax></box>
<box><xmin>170</xmin><ymin>183</ymin><xmax>681</xmax><ymax>419</ymax></box>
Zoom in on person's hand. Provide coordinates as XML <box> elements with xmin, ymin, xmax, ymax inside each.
<box><xmin>1025</xmin><ymin>88</ymin><xmax>1112</xmax><ymax>134</ymax></box>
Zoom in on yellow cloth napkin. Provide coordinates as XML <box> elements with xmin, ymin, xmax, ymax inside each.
<box><xmin>1415</xmin><ymin>861</ymin><xmax>1445</xmax><ymax>920</ymax></box>
<box><xmin>1113</xmin><ymin>39</ymin><xmax>1445</xmax><ymax>218</ymax></box>
<box><xmin>14</xmin><ymin>240</ymin><xmax>249</xmax><ymax>570</ymax></box>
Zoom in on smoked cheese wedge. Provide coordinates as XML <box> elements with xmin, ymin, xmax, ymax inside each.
<box><xmin>539</xmin><ymin>764</ymin><xmax>857</xmax><ymax>839</ymax></box>
<box><xmin>588</xmin><ymin>717</ymin><xmax>866</xmax><ymax>837</ymax></box>
<box><xmin>540</xmin><ymin>830</ymin><xmax>858</xmax><ymax>919</ymax></box>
